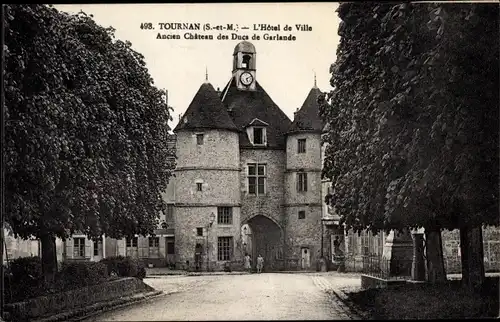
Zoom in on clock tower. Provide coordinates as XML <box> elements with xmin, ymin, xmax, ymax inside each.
<box><xmin>233</xmin><ymin>41</ymin><xmax>257</xmax><ymax>91</ymax></box>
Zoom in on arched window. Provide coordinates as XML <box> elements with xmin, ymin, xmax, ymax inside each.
<box><xmin>242</xmin><ymin>54</ymin><xmax>251</xmax><ymax>69</ymax></box>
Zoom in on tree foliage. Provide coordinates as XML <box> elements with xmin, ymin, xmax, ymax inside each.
<box><xmin>320</xmin><ymin>3</ymin><xmax>499</xmax><ymax>234</ymax></box>
<box><xmin>4</xmin><ymin>4</ymin><xmax>176</xmax><ymax>242</ymax></box>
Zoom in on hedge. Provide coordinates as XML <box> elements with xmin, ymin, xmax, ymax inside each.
<box><xmin>100</xmin><ymin>256</ymin><xmax>146</xmax><ymax>280</ymax></box>
<box><xmin>4</xmin><ymin>257</ymin><xmax>109</xmax><ymax>303</ymax></box>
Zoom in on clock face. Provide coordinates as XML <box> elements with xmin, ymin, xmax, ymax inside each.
<box><xmin>240</xmin><ymin>72</ymin><xmax>253</xmax><ymax>86</ymax></box>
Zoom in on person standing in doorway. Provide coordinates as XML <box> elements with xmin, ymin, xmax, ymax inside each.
<box><xmin>244</xmin><ymin>253</ymin><xmax>252</xmax><ymax>273</ymax></box>
<box><xmin>333</xmin><ymin>236</ymin><xmax>341</xmax><ymax>255</ymax></box>
<box><xmin>257</xmin><ymin>254</ymin><xmax>264</xmax><ymax>274</ymax></box>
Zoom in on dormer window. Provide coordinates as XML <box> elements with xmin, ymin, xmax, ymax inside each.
<box><xmin>246</xmin><ymin>118</ymin><xmax>269</xmax><ymax>146</ymax></box>
<box><xmin>253</xmin><ymin>127</ymin><xmax>265</xmax><ymax>145</ymax></box>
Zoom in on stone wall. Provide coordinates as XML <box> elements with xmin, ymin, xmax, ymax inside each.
<box><xmin>284</xmin><ymin>133</ymin><xmax>323</xmax><ymax>270</ymax></box>
<box><xmin>442</xmin><ymin>226</ymin><xmax>500</xmax><ymax>273</ymax></box>
<box><xmin>175</xmin><ymin>130</ymin><xmax>240</xmax><ymax>169</ymax></box>
<box><xmin>284</xmin><ymin>206</ymin><xmax>322</xmax><ymax>270</ymax></box>
<box><xmin>286</xmin><ymin>133</ymin><xmax>322</xmax><ymax>170</ymax></box>
<box><xmin>174</xmin><ymin>129</ymin><xmax>242</xmax><ymax>270</ymax></box>
<box><xmin>174</xmin><ymin>206</ymin><xmax>242</xmax><ymax>269</ymax></box>
<box><xmin>4</xmin><ymin>277</ymin><xmax>153</xmax><ymax>321</ymax></box>
<box><xmin>240</xmin><ymin>149</ymin><xmax>285</xmax><ymax>226</ymax></box>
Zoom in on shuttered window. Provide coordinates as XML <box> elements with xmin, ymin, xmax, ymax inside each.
<box><xmin>297</xmin><ymin>172</ymin><xmax>308</xmax><ymax>192</ymax></box>
<box><xmin>73</xmin><ymin>238</ymin><xmax>85</xmax><ymax>258</ymax></box>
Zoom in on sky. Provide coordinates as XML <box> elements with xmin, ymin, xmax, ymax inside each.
<box><xmin>54</xmin><ymin>3</ymin><xmax>341</xmax><ymax>131</ymax></box>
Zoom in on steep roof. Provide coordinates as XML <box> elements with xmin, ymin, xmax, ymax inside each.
<box><xmin>221</xmin><ymin>78</ymin><xmax>292</xmax><ymax>149</ymax></box>
<box><xmin>288</xmin><ymin>87</ymin><xmax>324</xmax><ymax>135</ymax></box>
<box><xmin>174</xmin><ymin>82</ymin><xmax>238</xmax><ymax>133</ymax></box>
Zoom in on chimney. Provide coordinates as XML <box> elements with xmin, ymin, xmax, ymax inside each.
<box><xmin>293</xmin><ymin>108</ymin><xmax>299</xmax><ymax>121</ymax></box>
<box><xmin>217</xmin><ymin>87</ymin><xmax>221</xmax><ymax>96</ymax></box>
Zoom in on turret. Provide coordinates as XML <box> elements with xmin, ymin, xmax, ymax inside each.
<box><xmin>284</xmin><ymin>78</ymin><xmax>325</xmax><ymax>264</ymax></box>
<box><xmin>232</xmin><ymin>41</ymin><xmax>257</xmax><ymax>91</ymax></box>
<box><xmin>173</xmin><ymin>81</ymin><xmax>241</xmax><ymax>271</ymax></box>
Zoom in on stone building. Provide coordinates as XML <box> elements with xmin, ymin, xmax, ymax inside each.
<box><xmin>169</xmin><ymin>41</ymin><xmax>331</xmax><ymax>271</ymax></box>
<box><xmin>42</xmin><ymin>41</ymin><xmax>333</xmax><ymax>272</ymax></box>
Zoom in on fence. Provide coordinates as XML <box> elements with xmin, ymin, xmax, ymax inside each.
<box><xmin>444</xmin><ymin>257</ymin><xmax>500</xmax><ymax>274</ymax></box>
<box><xmin>343</xmin><ymin>255</ymin><xmax>412</xmax><ymax>280</ymax></box>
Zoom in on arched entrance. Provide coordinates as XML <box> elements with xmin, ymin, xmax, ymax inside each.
<box><xmin>243</xmin><ymin>215</ymin><xmax>284</xmax><ymax>271</ymax></box>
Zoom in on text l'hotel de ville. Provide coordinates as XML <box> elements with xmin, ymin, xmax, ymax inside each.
<box><xmin>142</xmin><ymin>22</ymin><xmax>313</xmax><ymax>41</ymax></box>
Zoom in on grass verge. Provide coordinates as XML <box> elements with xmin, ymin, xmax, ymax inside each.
<box><xmin>344</xmin><ymin>277</ymin><xmax>499</xmax><ymax>319</ymax></box>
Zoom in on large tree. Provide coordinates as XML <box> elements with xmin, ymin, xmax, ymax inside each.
<box><xmin>4</xmin><ymin>4</ymin><xmax>176</xmax><ymax>281</ymax></box>
<box><xmin>320</xmin><ymin>2</ymin><xmax>498</xmax><ymax>290</ymax></box>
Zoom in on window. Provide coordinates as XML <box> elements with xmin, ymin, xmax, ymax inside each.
<box><xmin>149</xmin><ymin>237</ymin><xmax>160</xmax><ymax>257</ymax></box>
<box><xmin>196</xmin><ymin>182</ymin><xmax>203</xmax><ymax>191</ymax></box>
<box><xmin>297</xmin><ymin>172</ymin><xmax>308</xmax><ymax>192</ymax></box>
<box><xmin>149</xmin><ymin>237</ymin><xmax>159</xmax><ymax>248</ymax></box>
<box><xmin>253</xmin><ymin>127</ymin><xmax>266</xmax><ymax>145</ymax></box>
<box><xmin>93</xmin><ymin>237</ymin><xmax>102</xmax><ymax>256</ymax></box>
<box><xmin>248</xmin><ymin>163</ymin><xmax>266</xmax><ymax>195</ymax></box>
<box><xmin>298</xmin><ymin>210</ymin><xmax>306</xmax><ymax>219</ymax></box>
<box><xmin>218</xmin><ymin>207</ymin><xmax>233</xmax><ymax>225</ymax></box>
<box><xmin>218</xmin><ymin>237</ymin><xmax>233</xmax><ymax>261</ymax></box>
<box><xmin>196</xmin><ymin>227</ymin><xmax>204</xmax><ymax>236</ymax></box>
<box><xmin>126</xmin><ymin>237</ymin><xmax>138</xmax><ymax>257</ymax></box>
<box><xmin>196</xmin><ymin>133</ymin><xmax>204</xmax><ymax>145</ymax></box>
<box><xmin>73</xmin><ymin>238</ymin><xmax>85</xmax><ymax>258</ymax></box>
<box><xmin>166</xmin><ymin>204</ymin><xmax>174</xmax><ymax>222</ymax></box>
<box><xmin>242</xmin><ymin>54</ymin><xmax>251</xmax><ymax>69</ymax></box>
<box><xmin>126</xmin><ymin>237</ymin><xmax>138</xmax><ymax>248</ymax></box>
<box><xmin>298</xmin><ymin>139</ymin><xmax>306</xmax><ymax>153</ymax></box>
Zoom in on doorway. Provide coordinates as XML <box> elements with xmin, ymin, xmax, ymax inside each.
<box><xmin>166</xmin><ymin>237</ymin><xmax>175</xmax><ymax>269</ymax></box>
<box><xmin>301</xmin><ymin>247</ymin><xmax>311</xmax><ymax>270</ymax></box>
<box><xmin>245</xmin><ymin>215</ymin><xmax>284</xmax><ymax>271</ymax></box>
<box><xmin>194</xmin><ymin>243</ymin><xmax>204</xmax><ymax>271</ymax></box>
<box><xmin>93</xmin><ymin>238</ymin><xmax>103</xmax><ymax>261</ymax></box>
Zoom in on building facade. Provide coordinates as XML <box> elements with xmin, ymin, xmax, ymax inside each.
<box><xmin>169</xmin><ymin>41</ymin><xmax>330</xmax><ymax>271</ymax></box>
<box><xmin>41</xmin><ymin>41</ymin><xmax>333</xmax><ymax>272</ymax></box>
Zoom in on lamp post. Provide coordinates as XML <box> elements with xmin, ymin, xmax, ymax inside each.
<box><xmin>206</xmin><ymin>212</ymin><xmax>215</xmax><ymax>271</ymax></box>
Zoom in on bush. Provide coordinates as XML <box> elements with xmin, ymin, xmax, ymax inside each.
<box><xmin>4</xmin><ymin>256</ymin><xmax>45</xmax><ymax>303</ymax></box>
<box><xmin>100</xmin><ymin>256</ymin><xmax>146</xmax><ymax>280</ymax></box>
<box><xmin>8</xmin><ymin>256</ymin><xmax>43</xmax><ymax>282</ymax></box>
<box><xmin>4</xmin><ymin>257</ymin><xmax>111</xmax><ymax>303</ymax></box>
<box><xmin>58</xmin><ymin>261</ymin><xmax>108</xmax><ymax>289</ymax></box>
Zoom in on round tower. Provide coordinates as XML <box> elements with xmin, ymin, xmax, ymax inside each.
<box><xmin>173</xmin><ymin>81</ymin><xmax>241</xmax><ymax>271</ymax></box>
<box><xmin>284</xmin><ymin>81</ymin><xmax>324</xmax><ymax>270</ymax></box>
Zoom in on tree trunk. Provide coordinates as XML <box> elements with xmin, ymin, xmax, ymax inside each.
<box><xmin>40</xmin><ymin>234</ymin><xmax>57</xmax><ymax>284</ymax></box>
<box><xmin>424</xmin><ymin>228</ymin><xmax>447</xmax><ymax>283</ymax></box>
<box><xmin>0</xmin><ymin>224</ymin><xmax>4</xmax><ymax>319</ymax></box>
<box><xmin>459</xmin><ymin>226</ymin><xmax>485</xmax><ymax>293</ymax></box>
